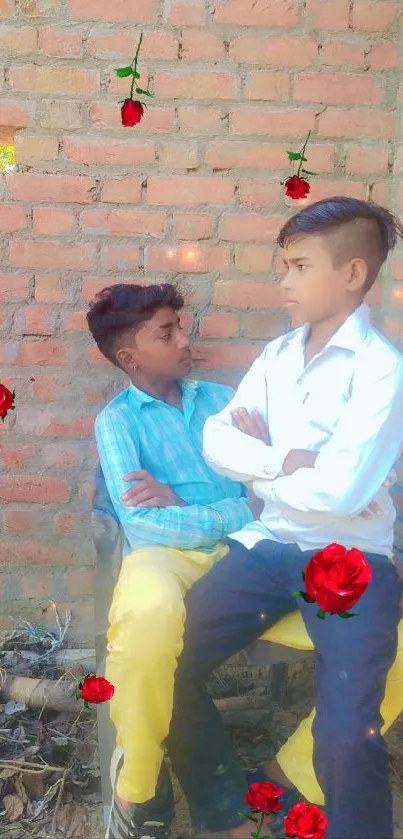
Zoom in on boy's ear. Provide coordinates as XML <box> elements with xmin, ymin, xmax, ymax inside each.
<box><xmin>347</xmin><ymin>258</ymin><xmax>368</xmax><ymax>293</ymax></box>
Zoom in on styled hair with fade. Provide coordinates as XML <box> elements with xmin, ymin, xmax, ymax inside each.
<box><xmin>277</xmin><ymin>197</ymin><xmax>403</xmax><ymax>289</ymax></box>
<box><xmin>87</xmin><ymin>283</ymin><xmax>184</xmax><ymax>367</ymax></box>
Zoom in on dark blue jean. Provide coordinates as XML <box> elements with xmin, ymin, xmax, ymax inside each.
<box><xmin>165</xmin><ymin>539</ymin><xmax>402</xmax><ymax>839</ymax></box>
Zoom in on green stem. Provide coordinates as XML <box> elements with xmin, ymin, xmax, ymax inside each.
<box><xmin>130</xmin><ymin>32</ymin><xmax>143</xmax><ymax>100</ymax></box>
<box><xmin>297</xmin><ymin>130</ymin><xmax>311</xmax><ymax>178</ymax></box>
<box><xmin>257</xmin><ymin>812</ymin><xmax>265</xmax><ymax>837</ymax></box>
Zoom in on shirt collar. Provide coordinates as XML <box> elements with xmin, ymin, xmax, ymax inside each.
<box><xmin>128</xmin><ymin>378</ymin><xmax>200</xmax><ymax>409</ymax></box>
<box><xmin>277</xmin><ymin>303</ymin><xmax>371</xmax><ymax>356</ymax></box>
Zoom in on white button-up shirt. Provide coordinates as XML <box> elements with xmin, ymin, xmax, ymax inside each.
<box><xmin>203</xmin><ymin>304</ymin><xmax>403</xmax><ymax>558</ymax></box>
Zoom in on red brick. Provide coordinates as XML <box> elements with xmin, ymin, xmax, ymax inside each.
<box><xmin>87</xmin><ymin>345</ymin><xmax>111</xmax><ymax>366</ymax></box>
<box><xmin>38</xmin><ymin>26</ymin><xmax>83</xmax><ymax>57</ymax></box>
<box><xmin>351</xmin><ymin>1</ymin><xmax>397</xmax><ymax>31</ymax></box>
<box><xmin>346</xmin><ymin>146</ymin><xmax>389</xmax><ymax>175</ymax></box>
<box><xmin>200</xmin><ymin>313</ymin><xmax>239</xmax><ymax>338</ymax></box>
<box><xmin>213</xmin><ymin>280</ymin><xmax>283</xmax><ymax>308</ymax></box>
<box><xmin>147</xmin><ymin>176</ymin><xmax>235</xmax><ymax>206</ymax></box>
<box><xmin>108</xmin><ymin>70</ymin><xmax>150</xmax><ymax>97</ymax></box>
<box><xmin>41</xmin><ymin>100</ymin><xmax>82</xmax><ymax>131</ymax></box>
<box><xmin>21</xmin><ymin>569</ymin><xmax>52</xmax><ymax>599</ymax></box>
<box><xmin>173</xmin><ymin>213</ymin><xmax>214</xmax><ymax>240</ymax></box>
<box><xmin>45</xmin><ymin>415</ymin><xmax>95</xmax><ymax>437</ymax></box>
<box><xmin>63</xmin><ymin>135</ymin><xmax>155</xmax><ymax>166</ymax></box>
<box><xmin>243</xmin><ymin>312</ymin><xmax>288</xmax><ymax>339</ymax></box>
<box><xmin>195</xmin><ymin>343</ymin><xmax>261</xmax><ymax>372</ymax></box>
<box><xmin>319</xmin><ymin>43</ymin><xmax>366</xmax><ymax>68</ymax></box>
<box><xmin>0</xmin><ymin>0</ymin><xmax>13</xmax><ymax>16</ymax></box>
<box><xmin>154</xmin><ymin>71</ymin><xmax>237</xmax><ymax>100</ymax></box>
<box><xmin>306</xmin><ymin>0</ymin><xmax>349</xmax><ymax>29</ymax></box>
<box><xmin>0</xmin><ymin>205</ymin><xmax>26</xmax><ymax>233</ymax></box>
<box><xmin>43</xmin><ymin>443</ymin><xmax>81</xmax><ymax>468</ymax></box>
<box><xmin>65</xmin><ymin>567</ymin><xmax>93</xmax><ymax>594</ymax></box>
<box><xmin>318</xmin><ymin>108</ymin><xmax>395</xmax><ymax>139</ymax></box>
<box><xmin>146</xmin><ymin>245</ymin><xmax>229</xmax><ymax>274</ymax></box>
<box><xmin>0</xmin><ymin>443</ymin><xmax>34</xmax><ymax>470</ymax></box>
<box><xmin>8</xmin><ymin>173</ymin><xmax>95</xmax><ymax>203</ymax></box>
<box><xmin>10</xmin><ymin>241</ymin><xmax>96</xmax><ymax>271</ymax></box>
<box><xmin>206</xmin><ymin>141</ymin><xmax>285</xmax><ymax>170</ymax></box>
<box><xmin>182</xmin><ymin>30</ymin><xmax>225</xmax><ymax>61</ymax></box>
<box><xmin>294</xmin><ymin>73</ymin><xmax>383</xmax><ymax>106</ymax></box>
<box><xmin>0</xmin><ymin>274</ymin><xmax>30</xmax><ymax>302</ymax></box>
<box><xmin>15</xmin><ymin>134</ymin><xmax>59</xmax><ymax>163</ymax></box>
<box><xmin>220</xmin><ymin>214</ymin><xmax>285</xmax><ymax>242</ymax></box>
<box><xmin>31</xmin><ymin>375</ymin><xmax>59</xmax><ymax>400</ymax></box>
<box><xmin>10</xmin><ymin>65</ymin><xmax>98</xmax><ymax>96</ymax></box>
<box><xmin>306</xmin><ymin>181</ymin><xmax>367</xmax><ymax>203</ymax></box>
<box><xmin>67</xmin><ymin>0</ymin><xmax>157</xmax><ymax>21</ymax></box>
<box><xmin>0</xmin><ymin>26</ymin><xmax>37</xmax><ymax>52</ymax></box>
<box><xmin>245</xmin><ymin>71</ymin><xmax>290</xmax><ymax>101</ymax></box>
<box><xmin>159</xmin><ymin>141</ymin><xmax>199</xmax><ymax>170</ymax></box>
<box><xmin>62</xmin><ymin>310</ymin><xmax>87</xmax><ymax>331</ymax></box>
<box><xmin>369</xmin><ymin>43</ymin><xmax>400</xmax><ymax>70</ymax></box>
<box><xmin>239</xmin><ymin>180</ymin><xmax>285</xmax><ymax>208</ymax></box>
<box><xmin>18</xmin><ymin>339</ymin><xmax>68</xmax><ymax>366</ymax></box>
<box><xmin>33</xmin><ymin>207</ymin><xmax>75</xmax><ymax>235</ymax></box>
<box><xmin>89</xmin><ymin>102</ymin><xmax>175</xmax><ymax>133</ymax></box>
<box><xmin>100</xmin><ymin>244</ymin><xmax>141</xmax><ymax>271</ymax></box>
<box><xmin>230</xmin><ymin>108</ymin><xmax>315</xmax><ymax>136</ymax></box>
<box><xmin>230</xmin><ymin>36</ymin><xmax>318</xmax><ymax>67</ymax></box>
<box><xmin>213</xmin><ymin>0</ymin><xmax>298</xmax><ymax>26</ymax></box>
<box><xmin>88</xmin><ymin>30</ymin><xmax>178</xmax><ymax>60</ymax></box>
<box><xmin>0</xmin><ymin>101</ymin><xmax>31</xmax><ymax>128</ymax></box>
<box><xmin>0</xmin><ymin>476</ymin><xmax>71</xmax><ymax>503</ymax></box>
<box><xmin>21</xmin><ymin>306</ymin><xmax>53</xmax><ymax>336</ymax></box>
<box><xmin>392</xmin><ymin>259</ymin><xmax>403</xmax><ymax>281</ymax></box>
<box><xmin>178</xmin><ymin>107</ymin><xmax>225</xmax><ymax>135</ymax></box>
<box><xmin>0</xmin><ymin>541</ymin><xmax>72</xmax><ymax>566</ymax></box>
<box><xmin>34</xmin><ymin>276</ymin><xmax>63</xmax><ymax>302</ymax></box>
<box><xmin>235</xmin><ymin>245</ymin><xmax>274</xmax><ymax>274</ymax></box>
<box><xmin>4</xmin><ymin>510</ymin><xmax>37</xmax><ymax>535</ymax></box>
<box><xmin>100</xmin><ymin>178</ymin><xmax>142</xmax><ymax>204</ymax></box>
<box><xmin>80</xmin><ymin>209</ymin><xmax>165</xmax><ymax>237</ymax></box>
<box><xmin>165</xmin><ymin>0</ymin><xmax>206</xmax><ymax>25</ymax></box>
<box><xmin>370</xmin><ymin>182</ymin><xmax>389</xmax><ymax>206</ymax></box>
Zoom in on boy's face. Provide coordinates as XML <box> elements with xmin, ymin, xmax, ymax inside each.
<box><xmin>116</xmin><ymin>306</ymin><xmax>192</xmax><ymax>380</ymax></box>
<box><xmin>280</xmin><ymin>235</ymin><xmax>364</xmax><ymax>326</ymax></box>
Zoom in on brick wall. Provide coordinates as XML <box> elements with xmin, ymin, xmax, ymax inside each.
<box><xmin>0</xmin><ymin>0</ymin><xmax>402</xmax><ymax>644</ymax></box>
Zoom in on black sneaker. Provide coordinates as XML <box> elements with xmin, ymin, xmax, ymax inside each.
<box><xmin>106</xmin><ymin>747</ymin><xmax>170</xmax><ymax>839</ymax></box>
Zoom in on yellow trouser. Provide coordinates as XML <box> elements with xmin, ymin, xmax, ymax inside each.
<box><xmin>106</xmin><ymin>545</ymin><xmax>403</xmax><ymax>806</ymax></box>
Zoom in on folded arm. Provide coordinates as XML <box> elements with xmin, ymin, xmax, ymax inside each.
<box><xmin>95</xmin><ymin>411</ymin><xmax>252</xmax><ymax>551</ymax></box>
<box><xmin>203</xmin><ymin>348</ymin><xmax>288</xmax><ymax>483</ymax></box>
<box><xmin>255</xmin><ymin>359</ymin><xmax>403</xmax><ymax>517</ymax></box>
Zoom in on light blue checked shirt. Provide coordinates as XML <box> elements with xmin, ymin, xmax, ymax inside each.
<box><xmin>94</xmin><ymin>379</ymin><xmax>253</xmax><ymax>553</ymax></box>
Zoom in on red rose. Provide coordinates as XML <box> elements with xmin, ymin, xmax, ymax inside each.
<box><xmin>245</xmin><ymin>781</ymin><xmax>284</xmax><ymax>814</ymax></box>
<box><xmin>79</xmin><ymin>674</ymin><xmax>114</xmax><ymax>704</ymax></box>
<box><xmin>121</xmin><ymin>99</ymin><xmax>144</xmax><ymax>127</ymax></box>
<box><xmin>0</xmin><ymin>384</ymin><xmax>15</xmax><ymax>420</ymax></box>
<box><xmin>304</xmin><ymin>543</ymin><xmax>373</xmax><ymax>615</ymax></box>
<box><xmin>285</xmin><ymin>177</ymin><xmax>310</xmax><ymax>200</ymax></box>
<box><xmin>285</xmin><ymin>802</ymin><xmax>328</xmax><ymax>839</ymax></box>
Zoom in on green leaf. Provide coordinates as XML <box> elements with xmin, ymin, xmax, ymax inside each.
<box><xmin>293</xmin><ymin>591</ymin><xmax>310</xmax><ymax>603</ymax></box>
<box><xmin>251</xmin><ymin>832</ymin><xmax>259</xmax><ymax>839</ymax></box>
<box><xmin>136</xmin><ymin>87</ymin><xmax>154</xmax><ymax>97</ymax></box>
<box><xmin>301</xmin><ymin>169</ymin><xmax>317</xmax><ymax>177</ymax></box>
<box><xmin>338</xmin><ymin>611</ymin><xmax>357</xmax><ymax>619</ymax></box>
<box><xmin>317</xmin><ymin>609</ymin><xmax>326</xmax><ymax>620</ymax></box>
<box><xmin>115</xmin><ymin>66</ymin><xmax>133</xmax><ymax>78</ymax></box>
<box><xmin>133</xmin><ymin>70</ymin><xmax>140</xmax><ymax>79</ymax></box>
<box><xmin>238</xmin><ymin>812</ymin><xmax>257</xmax><ymax>823</ymax></box>
<box><xmin>287</xmin><ymin>152</ymin><xmax>308</xmax><ymax>162</ymax></box>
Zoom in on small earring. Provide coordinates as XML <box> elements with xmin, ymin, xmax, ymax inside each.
<box><xmin>132</xmin><ymin>363</ymin><xmax>137</xmax><ymax>371</ymax></box>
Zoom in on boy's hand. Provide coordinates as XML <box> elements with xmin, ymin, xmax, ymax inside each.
<box><xmin>121</xmin><ymin>471</ymin><xmax>186</xmax><ymax>508</ymax></box>
<box><xmin>231</xmin><ymin>408</ymin><xmax>271</xmax><ymax>444</ymax></box>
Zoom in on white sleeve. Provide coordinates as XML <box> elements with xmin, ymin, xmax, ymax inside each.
<box><xmin>256</xmin><ymin>357</ymin><xmax>403</xmax><ymax>516</ymax></box>
<box><xmin>203</xmin><ymin>346</ymin><xmax>289</xmax><ymax>483</ymax></box>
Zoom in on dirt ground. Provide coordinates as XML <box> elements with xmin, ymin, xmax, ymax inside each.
<box><xmin>1</xmin><ymin>638</ymin><xmax>403</xmax><ymax>839</ymax></box>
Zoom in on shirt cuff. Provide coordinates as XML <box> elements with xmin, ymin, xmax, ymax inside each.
<box><xmin>260</xmin><ymin>446</ymin><xmax>289</xmax><ymax>480</ymax></box>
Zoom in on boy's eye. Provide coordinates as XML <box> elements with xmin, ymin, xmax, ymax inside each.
<box><xmin>298</xmin><ymin>264</ymin><xmax>307</xmax><ymax>271</ymax></box>
<box><xmin>161</xmin><ymin>333</ymin><xmax>171</xmax><ymax>342</ymax></box>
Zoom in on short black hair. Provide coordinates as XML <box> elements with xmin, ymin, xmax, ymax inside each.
<box><xmin>87</xmin><ymin>283</ymin><xmax>184</xmax><ymax>366</ymax></box>
<box><xmin>277</xmin><ymin>197</ymin><xmax>403</xmax><ymax>289</ymax></box>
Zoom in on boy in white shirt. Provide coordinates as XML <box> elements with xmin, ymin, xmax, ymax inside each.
<box><xmin>164</xmin><ymin>197</ymin><xmax>403</xmax><ymax>839</ymax></box>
